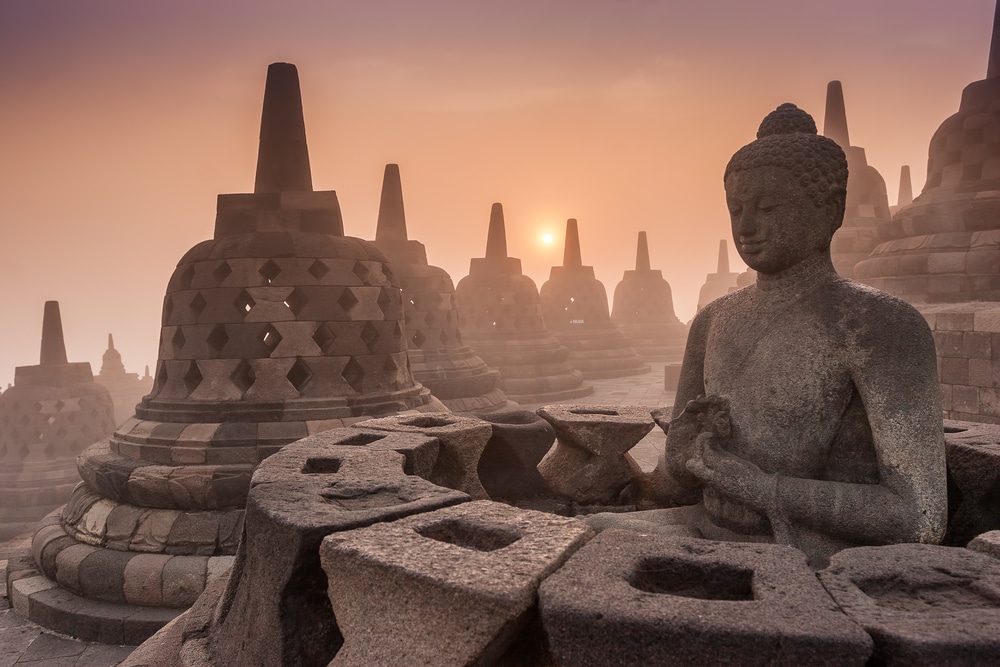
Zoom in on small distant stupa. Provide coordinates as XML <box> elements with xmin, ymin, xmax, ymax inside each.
<box><xmin>611</xmin><ymin>231</ymin><xmax>689</xmax><ymax>362</ymax></box>
<box><xmin>696</xmin><ymin>240</ymin><xmax>741</xmax><ymax>311</ymax></box>
<box><xmin>0</xmin><ymin>302</ymin><xmax>115</xmax><ymax>540</ymax></box>
<box><xmin>455</xmin><ymin>204</ymin><xmax>593</xmax><ymax>403</ymax></box>
<box><xmin>95</xmin><ymin>333</ymin><xmax>154</xmax><ymax>426</ymax></box>
<box><xmin>823</xmin><ymin>80</ymin><xmax>891</xmax><ymax>278</ymax></box>
<box><xmin>371</xmin><ymin>164</ymin><xmax>512</xmax><ymax>413</ymax></box>
<box><xmin>539</xmin><ymin>219</ymin><xmax>649</xmax><ymax>379</ymax></box>
<box><xmin>889</xmin><ymin>165</ymin><xmax>914</xmax><ymax>216</ymax></box>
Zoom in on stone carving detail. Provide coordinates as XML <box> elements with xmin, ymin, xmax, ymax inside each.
<box><xmin>455</xmin><ymin>203</ymin><xmax>593</xmax><ymax>403</ymax></box>
<box><xmin>539</xmin><ymin>219</ymin><xmax>649</xmax><ymax>379</ymax></box>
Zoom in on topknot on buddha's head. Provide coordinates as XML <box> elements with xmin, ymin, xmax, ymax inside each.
<box><xmin>725</xmin><ymin>103</ymin><xmax>848</xmax><ymax>211</ymax></box>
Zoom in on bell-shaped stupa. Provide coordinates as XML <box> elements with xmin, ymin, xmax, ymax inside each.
<box><xmin>538</xmin><ymin>219</ymin><xmax>649</xmax><ymax>379</ymax></box>
<box><xmin>0</xmin><ymin>302</ymin><xmax>115</xmax><ymax>540</ymax></box>
<box><xmin>696</xmin><ymin>240</ymin><xmax>740</xmax><ymax>311</ymax></box>
<box><xmin>95</xmin><ymin>333</ymin><xmax>153</xmax><ymax>426</ymax></box>
<box><xmin>823</xmin><ymin>81</ymin><xmax>891</xmax><ymax>278</ymax></box>
<box><xmin>371</xmin><ymin>164</ymin><xmax>512</xmax><ymax>413</ymax></box>
<box><xmin>610</xmin><ymin>232</ymin><xmax>689</xmax><ymax>362</ymax></box>
<box><xmin>15</xmin><ymin>63</ymin><xmax>443</xmax><ymax>643</ymax></box>
<box><xmin>455</xmin><ymin>204</ymin><xmax>592</xmax><ymax>404</ymax></box>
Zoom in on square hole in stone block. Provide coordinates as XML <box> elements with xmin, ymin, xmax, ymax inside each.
<box><xmin>337</xmin><ymin>433</ymin><xmax>387</xmax><ymax>447</ymax></box>
<box><xmin>400</xmin><ymin>416</ymin><xmax>456</xmax><ymax>428</ymax></box>
<box><xmin>302</xmin><ymin>457</ymin><xmax>342</xmax><ymax>474</ymax></box>
<box><xmin>629</xmin><ymin>558</ymin><xmax>754</xmax><ymax>601</ymax></box>
<box><xmin>416</xmin><ymin>519</ymin><xmax>521</xmax><ymax>552</ymax></box>
<box><xmin>856</xmin><ymin>575</ymin><xmax>999</xmax><ymax>612</ymax></box>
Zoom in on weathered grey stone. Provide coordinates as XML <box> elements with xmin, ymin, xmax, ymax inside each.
<box><xmin>476</xmin><ymin>410</ymin><xmax>555</xmax><ymax>501</ymax></box>
<box><xmin>942</xmin><ymin>419</ymin><xmax>1000</xmax><ymax>546</ymax></box>
<box><xmin>209</xmin><ymin>441</ymin><xmax>468</xmax><ymax>667</ymax></box>
<box><xmin>539</xmin><ymin>530</ymin><xmax>872</xmax><ymax>666</ymax></box>
<box><xmin>321</xmin><ymin>500</ymin><xmax>592</xmax><ymax>666</ymax></box>
<box><xmin>968</xmin><ymin>530</ymin><xmax>1000</xmax><ymax>559</ymax></box>
<box><xmin>819</xmin><ymin>544</ymin><xmax>1000</xmax><ymax>665</ymax></box>
<box><xmin>354</xmin><ymin>413</ymin><xmax>491</xmax><ymax>499</ymax></box>
<box><xmin>537</xmin><ymin>405</ymin><xmax>652</xmax><ymax>504</ymax></box>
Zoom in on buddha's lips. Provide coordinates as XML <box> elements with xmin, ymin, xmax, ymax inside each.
<box><xmin>739</xmin><ymin>239</ymin><xmax>767</xmax><ymax>252</ymax></box>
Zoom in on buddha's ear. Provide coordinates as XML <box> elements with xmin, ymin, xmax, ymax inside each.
<box><xmin>826</xmin><ymin>186</ymin><xmax>847</xmax><ymax>234</ymax></box>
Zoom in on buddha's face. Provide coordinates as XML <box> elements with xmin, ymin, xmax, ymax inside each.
<box><xmin>724</xmin><ymin>165</ymin><xmax>836</xmax><ymax>275</ymax></box>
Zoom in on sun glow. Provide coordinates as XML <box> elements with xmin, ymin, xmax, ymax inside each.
<box><xmin>542</xmin><ymin>233</ymin><xmax>554</xmax><ymax>244</ymax></box>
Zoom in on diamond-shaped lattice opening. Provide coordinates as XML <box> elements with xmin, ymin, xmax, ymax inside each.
<box><xmin>284</xmin><ymin>287</ymin><xmax>309</xmax><ymax>317</ymax></box>
<box><xmin>352</xmin><ymin>261</ymin><xmax>371</xmax><ymax>283</ymax></box>
<box><xmin>261</xmin><ymin>325</ymin><xmax>283</xmax><ymax>350</ymax></box>
<box><xmin>190</xmin><ymin>292</ymin><xmax>207</xmax><ymax>318</ymax></box>
<box><xmin>178</xmin><ymin>265</ymin><xmax>195</xmax><ymax>290</ymax></box>
<box><xmin>377</xmin><ymin>288</ymin><xmax>395</xmax><ymax>316</ymax></box>
<box><xmin>163</xmin><ymin>295</ymin><xmax>175</xmax><ymax>322</ymax></box>
<box><xmin>287</xmin><ymin>358</ymin><xmax>312</xmax><ymax>392</ymax></box>
<box><xmin>342</xmin><ymin>357</ymin><xmax>366</xmax><ymax>393</ymax></box>
<box><xmin>425</xmin><ymin>311</ymin><xmax>437</xmax><ymax>326</ymax></box>
<box><xmin>392</xmin><ymin>322</ymin><xmax>403</xmax><ymax>342</ymax></box>
<box><xmin>410</xmin><ymin>329</ymin><xmax>426</xmax><ymax>348</ymax></box>
<box><xmin>338</xmin><ymin>288</ymin><xmax>359</xmax><ymax>314</ymax></box>
<box><xmin>235</xmin><ymin>290</ymin><xmax>256</xmax><ymax>318</ymax></box>
<box><xmin>54</xmin><ymin>399</ymin><xmax>65</xmax><ymax>411</ymax></box>
<box><xmin>439</xmin><ymin>330</ymin><xmax>450</xmax><ymax>346</ymax></box>
<box><xmin>313</xmin><ymin>323</ymin><xmax>337</xmax><ymax>354</ymax></box>
<box><xmin>207</xmin><ymin>324</ymin><xmax>229</xmax><ymax>354</ymax></box>
<box><xmin>383</xmin><ymin>356</ymin><xmax>398</xmax><ymax>373</ymax></box>
<box><xmin>153</xmin><ymin>360</ymin><xmax>169</xmax><ymax>394</ymax></box>
<box><xmin>259</xmin><ymin>259</ymin><xmax>281</xmax><ymax>285</ymax></box>
<box><xmin>212</xmin><ymin>261</ymin><xmax>233</xmax><ymax>284</ymax></box>
<box><xmin>361</xmin><ymin>322</ymin><xmax>380</xmax><ymax>350</ymax></box>
<box><xmin>172</xmin><ymin>327</ymin><xmax>187</xmax><ymax>351</ymax></box>
<box><xmin>230</xmin><ymin>360</ymin><xmax>254</xmax><ymax>393</ymax></box>
<box><xmin>183</xmin><ymin>361</ymin><xmax>203</xmax><ymax>394</ymax></box>
<box><xmin>308</xmin><ymin>260</ymin><xmax>329</xmax><ymax>281</ymax></box>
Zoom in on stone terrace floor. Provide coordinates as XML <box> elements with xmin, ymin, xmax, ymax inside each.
<box><xmin>0</xmin><ymin>362</ymin><xmax>675</xmax><ymax>665</ymax></box>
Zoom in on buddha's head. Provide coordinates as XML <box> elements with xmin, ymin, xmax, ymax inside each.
<box><xmin>724</xmin><ymin>103</ymin><xmax>848</xmax><ymax>275</ymax></box>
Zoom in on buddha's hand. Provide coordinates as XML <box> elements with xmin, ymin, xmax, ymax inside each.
<box><xmin>686</xmin><ymin>438</ymin><xmax>778</xmax><ymax>516</ymax></box>
<box><xmin>665</xmin><ymin>395</ymin><xmax>731</xmax><ymax>490</ymax></box>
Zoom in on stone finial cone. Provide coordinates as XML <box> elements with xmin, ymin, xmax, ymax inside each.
<box><xmin>563</xmin><ymin>219</ymin><xmax>583</xmax><ymax>268</ymax></box>
<box><xmin>823</xmin><ymin>80</ymin><xmax>851</xmax><ymax>150</ymax></box>
<box><xmin>39</xmin><ymin>300</ymin><xmax>68</xmax><ymax>366</ymax></box>
<box><xmin>990</xmin><ymin>0</ymin><xmax>1000</xmax><ymax>79</ymax></box>
<box><xmin>107</xmin><ymin>333</ymin><xmax>115</xmax><ymax>351</ymax></box>
<box><xmin>375</xmin><ymin>164</ymin><xmax>408</xmax><ymax>243</ymax></box>
<box><xmin>636</xmin><ymin>231</ymin><xmax>650</xmax><ymax>271</ymax></box>
<box><xmin>254</xmin><ymin>62</ymin><xmax>313</xmax><ymax>194</ymax></box>
<box><xmin>485</xmin><ymin>203</ymin><xmax>508</xmax><ymax>260</ymax></box>
<box><xmin>717</xmin><ymin>240</ymin><xmax>730</xmax><ymax>274</ymax></box>
<box><xmin>898</xmin><ymin>165</ymin><xmax>913</xmax><ymax>207</ymax></box>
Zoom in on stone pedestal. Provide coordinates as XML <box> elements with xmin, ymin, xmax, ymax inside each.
<box><xmin>539</xmin><ymin>219</ymin><xmax>649</xmax><ymax>380</ymax></box>
<box><xmin>371</xmin><ymin>164</ymin><xmax>512</xmax><ymax>414</ymax></box>
<box><xmin>611</xmin><ymin>232</ymin><xmax>689</xmax><ymax>363</ymax></box>
<box><xmin>0</xmin><ymin>302</ymin><xmax>116</xmax><ymax>541</ymax></box>
<box><xmin>455</xmin><ymin>204</ymin><xmax>592</xmax><ymax>404</ymax></box>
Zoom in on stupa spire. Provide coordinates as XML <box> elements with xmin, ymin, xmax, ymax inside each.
<box><xmin>39</xmin><ymin>301</ymin><xmax>68</xmax><ymax>366</ymax></box>
<box><xmin>635</xmin><ymin>232</ymin><xmax>650</xmax><ymax>271</ymax></box>
<box><xmin>717</xmin><ymin>240</ymin><xmax>730</xmax><ymax>274</ymax></box>
<box><xmin>254</xmin><ymin>62</ymin><xmax>312</xmax><ymax>194</ymax></box>
<box><xmin>375</xmin><ymin>164</ymin><xmax>408</xmax><ymax>243</ymax></box>
<box><xmin>898</xmin><ymin>165</ymin><xmax>913</xmax><ymax>207</ymax></box>
<box><xmin>107</xmin><ymin>333</ymin><xmax>115</xmax><ymax>351</ymax></box>
<box><xmin>563</xmin><ymin>219</ymin><xmax>582</xmax><ymax>268</ymax></box>
<box><xmin>823</xmin><ymin>80</ymin><xmax>851</xmax><ymax>150</ymax></box>
<box><xmin>485</xmin><ymin>203</ymin><xmax>508</xmax><ymax>260</ymax></box>
<box><xmin>989</xmin><ymin>0</ymin><xmax>1000</xmax><ymax>79</ymax></box>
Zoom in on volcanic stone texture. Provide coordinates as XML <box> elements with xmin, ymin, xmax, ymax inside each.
<box><xmin>823</xmin><ymin>81</ymin><xmax>892</xmax><ymax>279</ymax></box>
<box><xmin>819</xmin><ymin>544</ymin><xmax>1000</xmax><ymax>666</ymax></box>
<box><xmin>320</xmin><ymin>500</ymin><xmax>592</xmax><ymax>667</ymax></box>
<box><xmin>611</xmin><ymin>232</ymin><xmax>689</xmax><ymax>363</ymax></box>
<box><xmin>476</xmin><ymin>409</ymin><xmax>555</xmax><ymax>502</ymax></box>
<box><xmin>372</xmin><ymin>164</ymin><xmax>511</xmax><ymax>414</ymax></box>
<box><xmin>539</xmin><ymin>220</ymin><xmax>649</xmax><ymax>380</ymax></box>
<box><xmin>539</xmin><ymin>530</ymin><xmax>873</xmax><ymax>666</ymax></box>
<box><xmin>0</xmin><ymin>302</ymin><xmax>116</xmax><ymax>541</ymax></box>
<box><xmin>455</xmin><ymin>203</ymin><xmax>592</xmax><ymax>403</ymax></box>
<box><xmin>942</xmin><ymin>419</ymin><xmax>1000</xmax><ymax>546</ymax></box>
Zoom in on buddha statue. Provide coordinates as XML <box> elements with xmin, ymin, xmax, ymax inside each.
<box><xmin>590</xmin><ymin>104</ymin><xmax>947</xmax><ymax>567</ymax></box>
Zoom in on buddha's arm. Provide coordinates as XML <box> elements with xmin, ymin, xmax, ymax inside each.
<box><xmin>777</xmin><ymin>307</ymin><xmax>947</xmax><ymax>545</ymax></box>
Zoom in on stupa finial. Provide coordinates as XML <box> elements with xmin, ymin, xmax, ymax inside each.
<box><xmin>823</xmin><ymin>80</ymin><xmax>851</xmax><ymax>150</ymax></box>
<box><xmin>563</xmin><ymin>219</ymin><xmax>582</xmax><ymax>268</ymax></box>
<box><xmin>485</xmin><ymin>203</ymin><xmax>508</xmax><ymax>260</ymax></box>
<box><xmin>254</xmin><ymin>62</ymin><xmax>312</xmax><ymax>194</ymax></box>
<box><xmin>635</xmin><ymin>232</ymin><xmax>650</xmax><ymax>271</ymax></box>
<box><xmin>375</xmin><ymin>164</ymin><xmax>408</xmax><ymax>243</ymax></box>
<box><xmin>717</xmin><ymin>240</ymin><xmax>730</xmax><ymax>274</ymax></box>
<box><xmin>898</xmin><ymin>165</ymin><xmax>914</xmax><ymax>207</ymax></box>
<box><xmin>989</xmin><ymin>1</ymin><xmax>1000</xmax><ymax>79</ymax></box>
<box><xmin>40</xmin><ymin>301</ymin><xmax>68</xmax><ymax>366</ymax></box>
<box><xmin>107</xmin><ymin>333</ymin><xmax>115</xmax><ymax>351</ymax></box>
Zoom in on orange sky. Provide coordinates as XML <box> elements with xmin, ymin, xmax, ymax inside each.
<box><xmin>0</xmin><ymin>0</ymin><xmax>995</xmax><ymax>388</ymax></box>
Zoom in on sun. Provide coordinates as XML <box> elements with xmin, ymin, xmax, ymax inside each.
<box><xmin>542</xmin><ymin>233</ymin><xmax>554</xmax><ymax>244</ymax></box>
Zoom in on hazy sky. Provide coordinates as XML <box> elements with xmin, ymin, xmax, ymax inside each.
<box><xmin>0</xmin><ymin>0</ymin><xmax>995</xmax><ymax>387</ymax></box>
